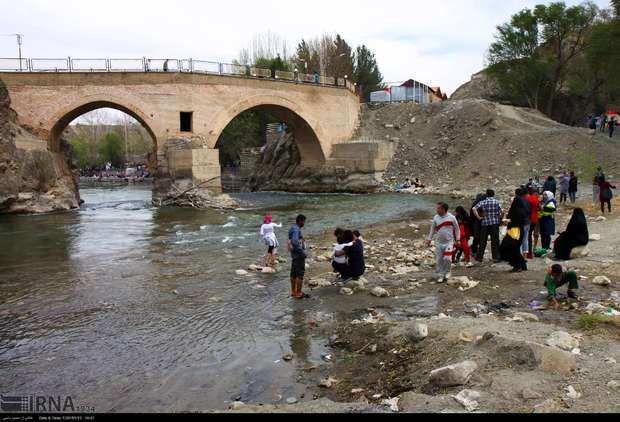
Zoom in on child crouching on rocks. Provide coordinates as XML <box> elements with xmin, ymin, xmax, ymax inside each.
<box><xmin>545</xmin><ymin>264</ymin><xmax>580</xmax><ymax>310</ymax></box>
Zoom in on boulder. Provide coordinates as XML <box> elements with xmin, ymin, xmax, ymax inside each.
<box><xmin>262</xmin><ymin>267</ymin><xmax>276</xmax><ymax>274</ymax></box>
<box><xmin>429</xmin><ymin>360</ymin><xmax>478</xmax><ymax>387</ymax></box>
<box><xmin>235</xmin><ymin>270</ymin><xmax>249</xmax><ymax>276</ymax></box>
<box><xmin>371</xmin><ymin>287</ymin><xmax>390</xmax><ymax>298</ymax></box>
<box><xmin>585</xmin><ymin>302</ymin><xmax>607</xmax><ymax>315</ymax></box>
<box><xmin>592</xmin><ymin>276</ymin><xmax>612</xmax><ymax>287</ymax></box>
<box><xmin>481</xmin><ymin>334</ymin><xmax>576</xmax><ymax>376</ymax></box>
<box><xmin>545</xmin><ymin>331</ymin><xmax>580</xmax><ymax>352</ymax></box>
<box><xmin>570</xmin><ymin>246</ymin><xmax>590</xmax><ymax>259</ymax></box>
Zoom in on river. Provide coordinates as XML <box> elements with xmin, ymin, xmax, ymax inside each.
<box><xmin>0</xmin><ymin>186</ymin><xmax>440</xmax><ymax>412</ymax></box>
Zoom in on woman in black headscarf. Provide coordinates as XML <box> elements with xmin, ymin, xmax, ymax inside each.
<box><xmin>469</xmin><ymin>193</ymin><xmax>487</xmax><ymax>256</ymax></box>
<box><xmin>553</xmin><ymin>208</ymin><xmax>589</xmax><ymax>260</ymax></box>
<box><xmin>500</xmin><ymin>191</ymin><xmax>528</xmax><ymax>272</ymax></box>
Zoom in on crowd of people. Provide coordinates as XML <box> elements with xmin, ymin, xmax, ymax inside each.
<box><xmin>79</xmin><ymin>162</ymin><xmax>152</xmax><ymax>181</ymax></box>
<box><xmin>588</xmin><ymin>114</ymin><xmax>619</xmax><ymax>138</ymax></box>
<box><xmin>257</xmin><ymin>167</ymin><xmax>612</xmax><ymax>306</ymax></box>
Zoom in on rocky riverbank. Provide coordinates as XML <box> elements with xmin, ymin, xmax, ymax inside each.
<box><xmin>225</xmin><ymin>198</ymin><xmax>620</xmax><ymax>413</ymax></box>
<box><xmin>0</xmin><ymin>79</ymin><xmax>80</xmax><ymax>214</ymax></box>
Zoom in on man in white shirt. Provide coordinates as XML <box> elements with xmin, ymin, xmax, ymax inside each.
<box><xmin>426</xmin><ymin>203</ymin><xmax>461</xmax><ymax>282</ymax></box>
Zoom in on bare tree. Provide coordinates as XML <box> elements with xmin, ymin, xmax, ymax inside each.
<box><xmin>238</xmin><ymin>31</ymin><xmax>291</xmax><ymax>65</ymax></box>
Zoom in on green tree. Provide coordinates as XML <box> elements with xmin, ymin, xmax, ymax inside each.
<box><xmin>216</xmin><ymin>111</ymin><xmax>277</xmax><ymax>166</ymax></box>
<box><xmin>69</xmin><ymin>137</ymin><xmax>93</xmax><ymax>168</ymax></box>
<box><xmin>612</xmin><ymin>0</ymin><xmax>620</xmax><ymax>17</ymax></box>
<box><xmin>353</xmin><ymin>45</ymin><xmax>384</xmax><ymax>101</ymax></box>
<box><xmin>98</xmin><ymin>132</ymin><xmax>124</xmax><ymax>168</ymax></box>
<box><xmin>488</xmin><ymin>2</ymin><xmax>599</xmax><ymax>116</ymax></box>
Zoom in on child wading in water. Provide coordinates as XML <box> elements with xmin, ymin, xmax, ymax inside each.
<box><xmin>260</xmin><ymin>215</ymin><xmax>282</xmax><ymax>267</ymax></box>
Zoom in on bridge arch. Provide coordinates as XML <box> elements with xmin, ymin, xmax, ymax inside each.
<box><xmin>47</xmin><ymin>95</ymin><xmax>159</xmax><ymax>153</ymax></box>
<box><xmin>208</xmin><ymin>95</ymin><xmax>327</xmax><ymax>164</ymax></box>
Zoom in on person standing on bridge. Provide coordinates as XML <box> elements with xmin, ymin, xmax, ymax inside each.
<box><xmin>288</xmin><ymin>215</ymin><xmax>310</xmax><ymax>299</ymax></box>
<box><xmin>163</xmin><ymin>59</ymin><xmax>169</xmax><ymax>72</ymax></box>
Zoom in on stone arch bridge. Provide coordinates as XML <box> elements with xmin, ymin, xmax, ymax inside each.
<box><xmin>0</xmin><ymin>71</ymin><xmax>393</xmax><ymax>191</ymax></box>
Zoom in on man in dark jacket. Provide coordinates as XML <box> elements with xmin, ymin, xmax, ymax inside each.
<box><xmin>288</xmin><ymin>215</ymin><xmax>309</xmax><ymax>299</ymax></box>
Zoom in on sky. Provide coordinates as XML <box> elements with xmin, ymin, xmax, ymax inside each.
<box><xmin>0</xmin><ymin>0</ymin><xmax>611</xmax><ymax>98</ymax></box>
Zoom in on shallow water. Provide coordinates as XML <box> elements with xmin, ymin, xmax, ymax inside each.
<box><xmin>0</xmin><ymin>186</ymin><xmax>440</xmax><ymax>412</ymax></box>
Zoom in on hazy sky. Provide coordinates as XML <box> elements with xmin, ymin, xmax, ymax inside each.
<box><xmin>0</xmin><ymin>0</ymin><xmax>611</xmax><ymax>96</ymax></box>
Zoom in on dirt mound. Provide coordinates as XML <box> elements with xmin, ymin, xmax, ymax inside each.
<box><xmin>355</xmin><ymin>98</ymin><xmax>620</xmax><ymax>198</ymax></box>
<box><xmin>451</xmin><ymin>70</ymin><xmax>502</xmax><ymax>102</ymax></box>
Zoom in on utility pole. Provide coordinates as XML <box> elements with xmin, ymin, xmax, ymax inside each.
<box><xmin>16</xmin><ymin>34</ymin><xmax>23</xmax><ymax>70</ymax></box>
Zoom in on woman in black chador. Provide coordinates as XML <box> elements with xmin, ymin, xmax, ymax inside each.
<box><xmin>554</xmin><ymin>208</ymin><xmax>589</xmax><ymax>261</ymax></box>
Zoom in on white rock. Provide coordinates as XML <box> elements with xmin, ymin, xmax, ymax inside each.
<box><xmin>592</xmin><ymin>276</ymin><xmax>612</xmax><ymax>286</ymax></box>
<box><xmin>570</xmin><ymin>246</ymin><xmax>590</xmax><ymax>259</ymax></box>
<box><xmin>596</xmin><ymin>216</ymin><xmax>607</xmax><ymax>222</ymax></box>
<box><xmin>248</xmin><ymin>264</ymin><xmax>262</xmax><ymax>271</ymax></box>
<box><xmin>607</xmin><ymin>380</ymin><xmax>620</xmax><ymax>390</ymax></box>
<box><xmin>261</xmin><ymin>267</ymin><xmax>276</xmax><ymax>274</ymax></box>
<box><xmin>371</xmin><ymin>287</ymin><xmax>390</xmax><ymax>298</ymax></box>
<box><xmin>565</xmin><ymin>385</ymin><xmax>581</xmax><ymax>400</ymax></box>
<box><xmin>512</xmin><ymin>312</ymin><xmax>540</xmax><ymax>322</ymax></box>
<box><xmin>411</xmin><ymin>323</ymin><xmax>429</xmax><ymax>341</ymax></box>
<box><xmin>308</xmin><ymin>278</ymin><xmax>333</xmax><ymax>288</ymax></box>
<box><xmin>589</xmin><ymin>234</ymin><xmax>601</xmax><ymax>241</ymax></box>
<box><xmin>340</xmin><ymin>288</ymin><xmax>354</xmax><ymax>296</ymax></box>
<box><xmin>448</xmin><ymin>276</ymin><xmax>480</xmax><ymax>291</ymax></box>
<box><xmin>382</xmin><ymin>397</ymin><xmax>400</xmax><ymax>412</ymax></box>
<box><xmin>235</xmin><ymin>270</ymin><xmax>249</xmax><ymax>276</ymax></box>
<box><xmin>454</xmin><ymin>390</ymin><xmax>481</xmax><ymax>412</ymax></box>
<box><xmin>585</xmin><ymin>302</ymin><xmax>608</xmax><ymax>315</ymax></box>
<box><xmin>286</xmin><ymin>397</ymin><xmax>298</xmax><ymax>405</ymax></box>
<box><xmin>318</xmin><ymin>377</ymin><xmax>339</xmax><ymax>389</ymax></box>
<box><xmin>430</xmin><ymin>360</ymin><xmax>478</xmax><ymax>387</ymax></box>
<box><xmin>545</xmin><ymin>331</ymin><xmax>580</xmax><ymax>352</ymax></box>
<box><xmin>231</xmin><ymin>401</ymin><xmax>246</xmax><ymax>410</ymax></box>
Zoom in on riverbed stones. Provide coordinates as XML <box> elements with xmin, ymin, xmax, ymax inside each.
<box><xmin>589</xmin><ymin>234</ymin><xmax>601</xmax><ymax>241</ymax></box>
<box><xmin>235</xmin><ymin>270</ymin><xmax>249</xmax><ymax>276</ymax></box>
<box><xmin>608</xmin><ymin>380</ymin><xmax>620</xmax><ymax>390</ymax></box>
<box><xmin>453</xmin><ymin>390</ymin><xmax>481</xmax><ymax>412</ymax></box>
<box><xmin>592</xmin><ymin>276</ymin><xmax>612</xmax><ymax>286</ymax></box>
<box><xmin>585</xmin><ymin>302</ymin><xmax>607</xmax><ymax>314</ymax></box>
<box><xmin>429</xmin><ymin>360</ymin><xmax>478</xmax><ymax>387</ymax></box>
<box><xmin>371</xmin><ymin>287</ymin><xmax>390</xmax><ymax>298</ymax></box>
<box><xmin>286</xmin><ymin>397</ymin><xmax>298</xmax><ymax>405</ymax></box>
<box><xmin>261</xmin><ymin>267</ymin><xmax>276</xmax><ymax>274</ymax></box>
<box><xmin>545</xmin><ymin>331</ymin><xmax>580</xmax><ymax>352</ymax></box>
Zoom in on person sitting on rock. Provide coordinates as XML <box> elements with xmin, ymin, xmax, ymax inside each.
<box><xmin>545</xmin><ymin>264</ymin><xmax>580</xmax><ymax>310</ymax></box>
<box><xmin>414</xmin><ymin>178</ymin><xmax>426</xmax><ymax>188</ymax></box>
<box><xmin>553</xmin><ymin>208</ymin><xmax>589</xmax><ymax>261</ymax></box>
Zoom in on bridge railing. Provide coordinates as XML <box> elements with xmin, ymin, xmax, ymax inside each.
<box><xmin>0</xmin><ymin>57</ymin><xmax>360</xmax><ymax>94</ymax></box>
